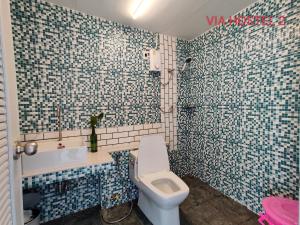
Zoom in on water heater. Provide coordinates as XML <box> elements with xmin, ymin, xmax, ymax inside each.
<box><xmin>149</xmin><ymin>49</ymin><xmax>161</xmax><ymax>72</ymax></box>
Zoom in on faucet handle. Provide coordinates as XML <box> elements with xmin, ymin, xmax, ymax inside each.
<box><xmin>14</xmin><ymin>141</ymin><xmax>38</xmax><ymax>160</ymax></box>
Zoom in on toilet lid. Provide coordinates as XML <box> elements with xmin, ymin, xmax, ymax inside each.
<box><xmin>138</xmin><ymin>134</ymin><xmax>170</xmax><ymax>177</ymax></box>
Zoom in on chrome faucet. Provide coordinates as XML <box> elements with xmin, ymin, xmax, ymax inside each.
<box><xmin>57</xmin><ymin>105</ymin><xmax>62</xmax><ymax>141</ymax></box>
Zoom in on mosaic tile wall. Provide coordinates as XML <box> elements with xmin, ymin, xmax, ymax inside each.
<box><xmin>37</xmin><ymin>175</ymin><xmax>101</xmax><ymax>222</ymax></box>
<box><xmin>101</xmin><ymin>151</ymin><xmax>138</xmax><ymax>209</ymax></box>
<box><xmin>176</xmin><ymin>0</ymin><xmax>299</xmax><ymax>213</ymax></box>
<box><xmin>22</xmin><ymin>162</ymin><xmax>112</xmax><ymax>189</ymax></box>
<box><xmin>23</xmin><ymin>151</ymin><xmax>138</xmax><ymax>223</ymax></box>
<box><xmin>174</xmin><ymin>38</ymin><xmax>192</xmax><ymax>177</ymax></box>
<box><xmin>11</xmin><ymin>1</ymin><xmax>179</xmax><ymax>221</ymax></box>
<box><xmin>10</xmin><ymin>0</ymin><xmax>160</xmax><ymax>133</ymax></box>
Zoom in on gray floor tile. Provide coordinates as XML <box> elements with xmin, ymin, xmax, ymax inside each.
<box><xmin>101</xmin><ymin>202</ymin><xmax>151</xmax><ymax>225</ymax></box>
<box><xmin>42</xmin><ymin>176</ymin><xmax>259</xmax><ymax>225</ymax></box>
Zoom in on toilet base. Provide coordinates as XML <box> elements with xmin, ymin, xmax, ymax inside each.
<box><xmin>138</xmin><ymin>191</ymin><xmax>180</xmax><ymax>225</ymax></box>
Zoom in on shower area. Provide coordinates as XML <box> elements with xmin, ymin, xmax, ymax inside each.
<box><xmin>175</xmin><ymin>28</ymin><xmax>299</xmax><ymax>213</ymax></box>
<box><xmin>176</xmin><ymin>39</ymin><xmax>196</xmax><ymax>178</ymax></box>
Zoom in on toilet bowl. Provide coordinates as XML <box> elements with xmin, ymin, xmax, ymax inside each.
<box><xmin>129</xmin><ymin>134</ymin><xmax>189</xmax><ymax>225</ymax></box>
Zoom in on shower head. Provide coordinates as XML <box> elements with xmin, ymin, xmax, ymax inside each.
<box><xmin>181</xmin><ymin>57</ymin><xmax>192</xmax><ymax>72</ymax></box>
<box><xmin>185</xmin><ymin>57</ymin><xmax>192</xmax><ymax>63</ymax></box>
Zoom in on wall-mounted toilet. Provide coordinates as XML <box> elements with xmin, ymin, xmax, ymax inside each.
<box><xmin>129</xmin><ymin>134</ymin><xmax>189</xmax><ymax>225</ymax></box>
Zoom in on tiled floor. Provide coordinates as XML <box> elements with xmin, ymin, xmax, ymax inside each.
<box><xmin>180</xmin><ymin>176</ymin><xmax>259</xmax><ymax>225</ymax></box>
<box><xmin>43</xmin><ymin>176</ymin><xmax>259</xmax><ymax>225</ymax></box>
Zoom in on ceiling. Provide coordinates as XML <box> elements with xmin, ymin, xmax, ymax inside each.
<box><xmin>46</xmin><ymin>0</ymin><xmax>257</xmax><ymax>40</ymax></box>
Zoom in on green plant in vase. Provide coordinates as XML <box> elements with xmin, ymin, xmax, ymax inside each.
<box><xmin>89</xmin><ymin>112</ymin><xmax>104</xmax><ymax>152</ymax></box>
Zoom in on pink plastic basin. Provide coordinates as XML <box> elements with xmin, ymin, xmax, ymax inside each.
<box><xmin>262</xmin><ymin>197</ymin><xmax>299</xmax><ymax>225</ymax></box>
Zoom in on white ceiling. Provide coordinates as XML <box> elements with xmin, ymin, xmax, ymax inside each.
<box><xmin>46</xmin><ymin>0</ymin><xmax>257</xmax><ymax>40</ymax></box>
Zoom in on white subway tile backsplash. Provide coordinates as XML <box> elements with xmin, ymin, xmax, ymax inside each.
<box><xmin>172</xmin><ymin>41</ymin><xmax>176</xmax><ymax>49</ymax></box>
<box><xmin>100</xmin><ymin>145</ymin><xmax>113</xmax><ymax>151</ymax></box>
<box><xmin>143</xmin><ymin>124</ymin><xmax>153</xmax><ymax>129</ymax></box>
<box><xmin>106</xmin><ymin>127</ymin><xmax>117</xmax><ymax>133</ymax></box>
<box><xmin>25</xmin><ymin>132</ymin><xmax>44</xmax><ymax>141</ymax></box>
<box><xmin>159</xmin><ymin>35</ymin><xmax>178</xmax><ymax>151</ymax></box>
<box><xmin>152</xmin><ymin>123</ymin><xmax>161</xmax><ymax>128</ymax></box>
<box><xmin>129</xmin><ymin>131</ymin><xmax>139</xmax><ymax>136</ymax></box>
<box><xmin>133</xmin><ymin>124</ymin><xmax>144</xmax><ymax>130</ymax></box>
<box><xmin>139</xmin><ymin>130</ymin><xmax>149</xmax><ymax>135</ymax></box>
<box><xmin>43</xmin><ymin>132</ymin><xmax>58</xmax><ymax>139</ymax></box>
<box><xmin>118</xmin><ymin>126</ymin><xmax>133</xmax><ymax>132</ymax></box>
<box><xmin>131</xmin><ymin>142</ymin><xmax>139</xmax><ymax>148</ymax></box>
<box><xmin>19</xmin><ymin>134</ymin><xmax>25</xmax><ymax>142</ymax></box>
<box><xmin>165</xmin><ymin>117</ymin><xmax>170</xmax><ymax>124</ymax></box>
<box><xmin>170</xmin><ymin>126</ymin><xmax>174</xmax><ymax>132</ymax></box>
<box><xmin>101</xmin><ymin>133</ymin><xmax>113</xmax><ymax>140</ymax></box>
<box><xmin>118</xmin><ymin>137</ymin><xmax>134</xmax><ymax>144</ymax></box>
<box><xmin>165</xmin><ymin>136</ymin><xmax>170</xmax><ymax>143</ymax></box>
<box><xmin>80</xmin><ymin>129</ymin><xmax>91</xmax><ymax>136</ymax></box>
<box><xmin>149</xmin><ymin>128</ymin><xmax>158</xmax><ymax>134</ymax></box>
<box><xmin>106</xmin><ymin>139</ymin><xmax>118</xmax><ymax>145</ymax></box>
<box><xmin>113</xmin><ymin>132</ymin><xmax>128</xmax><ymax>139</ymax></box>
<box><xmin>159</xmin><ymin>132</ymin><xmax>166</xmax><ymax>138</ymax></box>
<box><xmin>95</xmin><ymin>128</ymin><xmax>107</xmax><ymax>134</ymax></box>
<box><xmin>98</xmin><ymin>140</ymin><xmax>107</xmax><ymax>146</ymax></box>
<box><xmin>62</xmin><ymin>130</ymin><xmax>81</xmax><ymax>137</ymax></box>
<box><xmin>82</xmin><ymin>136</ymin><xmax>88</xmax><ymax>142</ymax></box>
<box><xmin>165</xmin><ymin>127</ymin><xmax>170</xmax><ymax>134</ymax></box>
<box><xmin>134</xmin><ymin>135</ymin><xmax>141</xmax><ymax>141</ymax></box>
<box><xmin>174</xmin><ymin>136</ymin><xmax>177</xmax><ymax>143</ymax></box>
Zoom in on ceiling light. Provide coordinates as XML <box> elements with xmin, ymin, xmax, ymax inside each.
<box><xmin>131</xmin><ymin>0</ymin><xmax>151</xmax><ymax>19</ymax></box>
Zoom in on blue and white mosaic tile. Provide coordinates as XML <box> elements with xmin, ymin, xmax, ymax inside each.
<box><xmin>176</xmin><ymin>0</ymin><xmax>299</xmax><ymax>214</ymax></box>
<box><xmin>101</xmin><ymin>151</ymin><xmax>138</xmax><ymax>209</ymax></box>
<box><xmin>22</xmin><ymin>163</ymin><xmax>112</xmax><ymax>189</ymax></box>
<box><xmin>37</xmin><ymin>175</ymin><xmax>101</xmax><ymax>222</ymax></box>
<box><xmin>10</xmin><ymin>0</ymin><xmax>160</xmax><ymax>133</ymax></box>
<box><xmin>23</xmin><ymin>151</ymin><xmax>138</xmax><ymax>223</ymax></box>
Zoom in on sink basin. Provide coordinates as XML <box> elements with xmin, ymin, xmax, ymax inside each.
<box><xmin>22</xmin><ymin>137</ymin><xmax>88</xmax><ymax>176</ymax></box>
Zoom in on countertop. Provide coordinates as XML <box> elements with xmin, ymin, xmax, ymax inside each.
<box><xmin>22</xmin><ymin>142</ymin><xmax>139</xmax><ymax>178</ymax></box>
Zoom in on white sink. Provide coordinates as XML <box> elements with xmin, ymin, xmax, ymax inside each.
<box><xmin>22</xmin><ymin>137</ymin><xmax>88</xmax><ymax>176</ymax></box>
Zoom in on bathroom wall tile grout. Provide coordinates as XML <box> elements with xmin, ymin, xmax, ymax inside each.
<box><xmin>21</xmin><ymin>123</ymin><xmax>168</xmax><ymax>151</ymax></box>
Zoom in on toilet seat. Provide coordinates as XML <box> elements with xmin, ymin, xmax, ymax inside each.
<box><xmin>132</xmin><ymin>134</ymin><xmax>190</xmax><ymax>225</ymax></box>
<box><xmin>139</xmin><ymin>170</ymin><xmax>189</xmax><ymax>209</ymax></box>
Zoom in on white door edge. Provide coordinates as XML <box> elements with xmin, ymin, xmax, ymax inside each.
<box><xmin>0</xmin><ymin>0</ymin><xmax>23</xmax><ymax>225</ymax></box>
